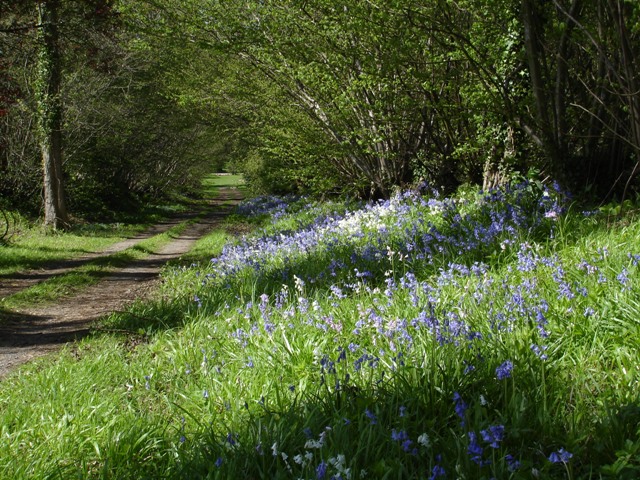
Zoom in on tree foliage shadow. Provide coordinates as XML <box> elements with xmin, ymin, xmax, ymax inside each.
<box><xmin>136</xmin><ymin>365</ymin><xmax>640</xmax><ymax>479</ymax></box>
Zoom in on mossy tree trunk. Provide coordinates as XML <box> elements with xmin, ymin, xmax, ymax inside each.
<box><xmin>36</xmin><ymin>0</ymin><xmax>68</xmax><ymax>229</ymax></box>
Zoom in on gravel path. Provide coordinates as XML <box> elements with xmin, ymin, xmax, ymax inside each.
<box><xmin>0</xmin><ymin>187</ymin><xmax>243</xmax><ymax>379</ymax></box>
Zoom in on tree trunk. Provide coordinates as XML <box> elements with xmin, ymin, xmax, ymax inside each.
<box><xmin>553</xmin><ymin>0</ymin><xmax>580</xmax><ymax>162</ymax></box>
<box><xmin>610</xmin><ymin>0</ymin><xmax>640</xmax><ymax>205</ymax></box>
<box><xmin>521</xmin><ymin>0</ymin><xmax>562</xmax><ymax>172</ymax></box>
<box><xmin>36</xmin><ymin>0</ymin><xmax>68</xmax><ymax>229</ymax></box>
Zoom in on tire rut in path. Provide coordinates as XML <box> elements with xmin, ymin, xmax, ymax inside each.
<box><xmin>0</xmin><ymin>188</ymin><xmax>243</xmax><ymax>379</ymax></box>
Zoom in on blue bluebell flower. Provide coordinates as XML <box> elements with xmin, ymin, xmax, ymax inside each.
<box><xmin>496</xmin><ymin>360</ymin><xmax>513</xmax><ymax>380</ymax></box>
<box><xmin>453</xmin><ymin>392</ymin><xmax>468</xmax><ymax>426</ymax></box>
<box><xmin>316</xmin><ymin>460</ymin><xmax>328</xmax><ymax>479</ymax></box>
<box><xmin>429</xmin><ymin>463</ymin><xmax>446</xmax><ymax>479</ymax></box>
<box><xmin>480</xmin><ymin>424</ymin><xmax>505</xmax><ymax>448</ymax></box>
<box><xmin>531</xmin><ymin>344</ymin><xmax>548</xmax><ymax>360</ymax></box>
<box><xmin>468</xmin><ymin>431</ymin><xmax>484</xmax><ymax>464</ymax></box>
<box><xmin>548</xmin><ymin>448</ymin><xmax>573</xmax><ymax>463</ymax></box>
<box><xmin>505</xmin><ymin>454</ymin><xmax>521</xmax><ymax>471</ymax></box>
<box><xmin>365</xmin><ymin>409</ymin><xmax>377</xmax><ymax>425</ymax></box>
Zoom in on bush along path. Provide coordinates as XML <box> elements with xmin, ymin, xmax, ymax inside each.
<box><xmin>0</xmin><ymin>186</ymin><xmax>243</xmax><ymax>378</ymax></box>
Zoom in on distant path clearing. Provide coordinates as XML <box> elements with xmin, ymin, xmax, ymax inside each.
<box><xmin>0</xmin><ymin>187</ymin><xmax>243</xmax><ymax>379</ymax></box>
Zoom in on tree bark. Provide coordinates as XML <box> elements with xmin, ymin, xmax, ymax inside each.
<box><xmin>521</xmin><ymin>0</ymin><xmax>562</xmax><ymax>171</ymax></box>
<box><xmin>36</xmin><ymin>0</ymin><xmax>68</xmax><ymax>229</ymax></box>
<box><xmin>610</xmin><ymin>0</ymin><xmax>640</xmax><ymax>205</ymax></box>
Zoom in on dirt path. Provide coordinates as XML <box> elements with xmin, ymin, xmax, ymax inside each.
<box><xmin>0</xmin><ymin>214</ymin><xmax>196</xmax><ymax>301</ymax></box>
<box><xmin>0</xmin><ymin>187</ymin><xmax>243</xmax><ymax>379</ymax></box>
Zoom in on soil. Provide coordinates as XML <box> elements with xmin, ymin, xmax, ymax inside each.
<box><xmin>0</xmin><ymin>187</ymin><xmax>243</xmax><ymax>380</ymax></box>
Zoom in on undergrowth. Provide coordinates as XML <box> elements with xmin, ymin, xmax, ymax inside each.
<box><xmin>1</xmin><ymin>180</ymin><xmax>639</xmax><ymax>479</ymax></box>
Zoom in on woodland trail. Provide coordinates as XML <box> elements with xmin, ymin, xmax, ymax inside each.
<box><xmin>0</xmin><ymin>187</ymin><xmax>243</xmax><ymax>379</ymax></box>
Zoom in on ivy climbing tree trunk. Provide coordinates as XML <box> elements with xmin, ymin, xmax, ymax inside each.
<box><xmin>36</xmin><ymin>0</ymin><xmax>68</xmax><ymax>229</ymax></box>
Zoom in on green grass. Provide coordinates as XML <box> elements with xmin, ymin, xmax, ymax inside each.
<box><xmin>0</xmin><ymin>223</ymin><xmax>143</xmax><ymax>276</ymax></box>
<box><xmin>1</xmin><ymin>187</ymin><xmax>639</xmax><ymax>479</ymax></box>
<box><xmin>1</xmin><ymin>219</ymin><xmax>192</xmax><ymax>310</ymax></box>
<box><xmin>0</xmin><ymin>174</ymin><xmax>242</xmax><ymax>277</ymax></box>
<box><xmin>199</xmin><ymin>173</ymin><xmax>246</xmax><ymax>201</ymax></box>
<box><xmin>202</xmin><ymin>173</ymin><xmax>245</xmax><ymax>189</ymax></box>
<box><xmin>170</xmin><ymin>230</ymin><xmax>231</xmax><ymax>267</ymax></box>
<box><xmin>0</xmin><ymin>173</ymin><xmax>242</xmax><ymax>310</ymax></box>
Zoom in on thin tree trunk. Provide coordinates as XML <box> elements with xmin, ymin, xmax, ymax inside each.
<box><xmin>522</xmin><ymin>0</ymin><xmax>561</xmax><ymax>170</ymax></box>
<box><xmin>611</xmin><ymin>0</ymin><xmax>640</xmax><ymax>207</ymax></box>
<box><xmin>554</xmin><ymin>0</ymin><xmax>580</xmax><ymax>160</ymax></box>
<box><xmin>37</xmin><ymin>0</ymin><xmax>68</xmax><ymax>229</ymax></box>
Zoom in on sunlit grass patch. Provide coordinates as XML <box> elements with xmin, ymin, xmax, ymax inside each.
<box><xmin>0</xmin><ymin>226</ymin><xmax>136</xmax><ymax>276</ymax></box>
<box><xmin>1</xmin><ymin>220</ymin><xmax>192</xmax><ymax>310</ymax></box>
<box><xmin>201</xmin><ymin>173</ymin><xmax>246</xmax><ymax>198</ymax></box>
<box><xmin>170</xmin><ymin>230</ymin><xmax>230</xmax><ymax>267</ymax></box>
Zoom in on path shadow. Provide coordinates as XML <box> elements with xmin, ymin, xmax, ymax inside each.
<box><xmin>0</xmin><ymin>318</ymin><xmax>91</xmax><ymax>348</ymax></box>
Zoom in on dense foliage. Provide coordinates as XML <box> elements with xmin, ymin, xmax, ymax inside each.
<box><xmin>119</xmin><ymin>0</ymin><xmax>640</xmax><ymax>199</ymax></box>
<box><xmin>0</xmin><ymin>0</ymin><xmax>217</xmax><ymax>220</ymax></box>
<box><xmin>1</xmin><ymin>182</ymin><xmax>639</xmax><ymax>478</ymax></box>
<box><xmin>2</xmin><ymin>0</ymin><xmax>640</xmax><ymax>220</ymax></box>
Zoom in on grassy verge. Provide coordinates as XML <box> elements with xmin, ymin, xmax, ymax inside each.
<box><xmin>1</xmin><ymin>182</ymin><xmax>638</xmax><ymax>479</ymax></box>
<box><xmin>170</xmin><ymin>230</ymin><xmax>232</xmax><ymax>267</ymax></box>
<box><xmin>0</xmin><ymin>202</ymin><xmax>189</xmax><ymax>278</ymax></box>
<box><xmin>0</xmin><ymin>174</ymin><xmax>243</xmax><ymax>309</ymax></box>
<box><xmin>1</xmin><ymin>219</ymin><xmax>192</xmax><ymax>310</ymax></box>
<box><xmin>0</xmin><ymin>173</ymin><xmax>244</xmax><ymax>277</ymax></box>
<box><xmin>0</xmin><ymin>221</ymin><xmax>145</xmax><ymax>277</ymax></box>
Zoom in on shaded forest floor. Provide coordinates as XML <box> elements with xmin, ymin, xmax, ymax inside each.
<box><xmin>0</xmin><ymin>186</ymin><xmax>243</xmax><ymax>379</ymax></box>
